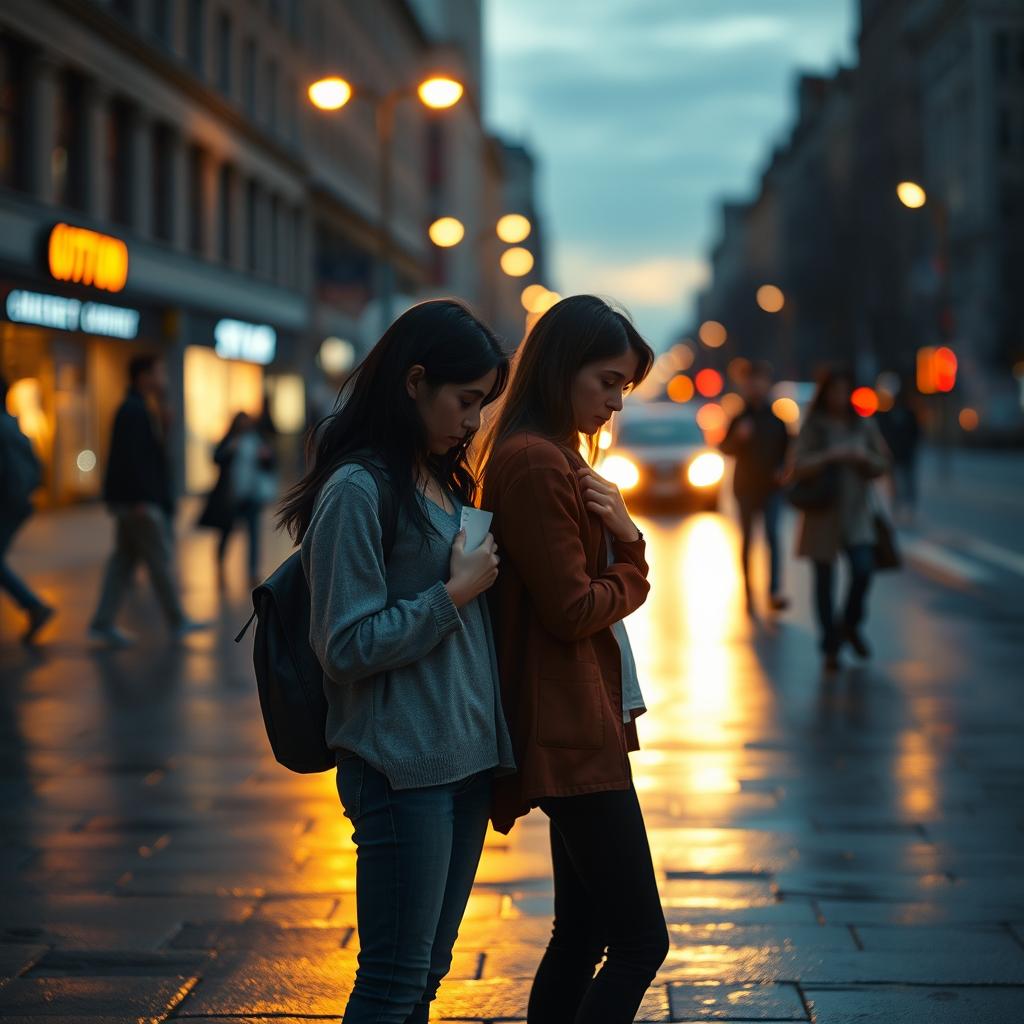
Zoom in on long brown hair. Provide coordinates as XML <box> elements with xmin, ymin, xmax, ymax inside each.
<box><xmin>478</xmin><ymin>294</ymin><xmax>654</xmax><ymax>469</ymax></box>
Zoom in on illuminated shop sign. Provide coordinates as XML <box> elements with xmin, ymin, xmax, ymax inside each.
<box><xmin>48</xmin><ymin>222</ymin><xmax>129</xmax><ymax>293</ymax></box>
<box><xmin>4</xmin><ymin>289</ymin><xmax>140</xmax><ymax>339</ymax></box>
<box><xmin>214</xmin><ymin>318</ymin><xmax>277</xmax><ymax>364</ymax></box>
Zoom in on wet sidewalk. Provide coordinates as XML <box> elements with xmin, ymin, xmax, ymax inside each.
<box><xmin>1</xmin><ymin>497</ymin><xmax>1023</xmax><ymax>1022</ymax></box>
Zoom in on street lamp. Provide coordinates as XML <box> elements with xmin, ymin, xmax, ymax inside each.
<box><xmin>897</xmin><ymin>180</ymin><xmax>927</xmax><ymax>209</ymax></box>
<box><xmin>308</xmin><ymin>72</ymin><xmax>465</xmax><ymax>333</ymax></box>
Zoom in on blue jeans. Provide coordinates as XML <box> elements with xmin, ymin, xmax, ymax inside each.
<box><xmin>813</xmin><ymin>543</ymin><xmax>875</xmax><ymax>654</ymax></box>
<box><xmin>336</xmin><ymin>755</ymin><xmax>492</xmax><ymax>1024</ymax></box>
<box><xmin>737</xmin><ymin>491</ymin><xmax>783</xmax><ymax>597</ymax></box>
<box><xmin>217</xmin><ymin>499</ymin><xmax>262</xmax><ymax>578</ymax></box>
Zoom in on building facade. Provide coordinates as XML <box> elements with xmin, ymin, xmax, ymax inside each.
<box><xmin>0</xmin><ymin>0</ymin><xmax>543</xmax><ymax>504</ymax></box>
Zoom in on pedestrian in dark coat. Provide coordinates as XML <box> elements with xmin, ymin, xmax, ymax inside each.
<box><xmin>720</xmin><ymin>360</ymin><xmax>791</xmax><ymax>614</ymax></box>
<box><xmin>88</xmin><ymin>356</ymin><xmax>210</xmax><ymax>647</ymax></box>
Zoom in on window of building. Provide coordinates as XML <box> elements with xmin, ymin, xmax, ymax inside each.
<box><xmin>0</xmin><ymin>35</ymin><xmax>29</xmax><ymax>192</ymax></box>
<box><xmin>995</xmin><ymin>31</ymin><xmax>1009</xmax><ymax>79</ymax></box>
<box><xmin>286</xmin><ymin>75</ymin><xmax>298</xmax><ymax>144</ymax></box>
<box><xmin>266</xmin><ymin>58</ymin><xmax>278</xmax><ymax>132</ymax></box>
<box><xmin>288</xmin><ymin>0</ymin><xmax>302</xmax><ymax>42</ymax></box>
<box><xmin>151</xmin><ymin>0</ymin><xmax>173</xmax><ymax>49</ymax></box>
<box><xmin>53</xmin><ymin>70</ymin><xmax>86</xmax><ymax>211</ymax></box>
<box><xmin>243</xmin><ymin>37</ymin><xmax>256</xmax><ymax>115</ymax></box>
<box><xmin>246</xmin><ymin>178</ymin><xmax>259</xmax><ymax>272</ymax></box>
<box><xmin>217</xmin><ymin>12</ymin><xmax>232</xmax><ymax>95</ymax></box>
<box><xmin>188</xmin><ymin>145</ymin><xmax>205</xmax><ymax>255</ymax></box>
<box><xmin>112</xmin><ymin>0</ymin><xmax>136</xmax><ymax>23</ymax></box>
<box><xmin>218</xmin><ymin>163</ymin><xmax>233</xmax><ymax>263</ymax></box>
<box><xmin>292</xmin><ymin>205</ymin><xmax>303</xmax><ymax>287</ymax></box>
<box><xmin>106</xmin><ymin>98</ymin><xmax>134</xmax><ymax>227</ymax></box>
<box><xmin>270</xmin><ymin>193</ymin><xmax>280</xmax><ymax>280</ymax></box>
<box><xmin>152</xmin><ymin>122</ymin><xmax>174</xmax><ymax>242</ymax></box>
<box><xmin>186</xmin><ymin>0</ymin><xmax>204</xmax><ymax>75</ymax></box>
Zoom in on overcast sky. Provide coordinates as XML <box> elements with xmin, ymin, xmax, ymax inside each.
<box><xmin>483</xmin><ymin>0</ymin><xmax>856</xmax><ymax>350</ymax></box>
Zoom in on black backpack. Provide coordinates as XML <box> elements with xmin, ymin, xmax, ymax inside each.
<box><xmin>235</xmin><ymin>460</ymin><xmax>396</xmax><ymax>773</ymax></box>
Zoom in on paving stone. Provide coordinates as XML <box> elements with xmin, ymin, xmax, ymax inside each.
<box><xmin>805</xmin><ymin>985</ymin><xmax>1024</xmax><ymax>1023</ymax></box>
<box><xmin>667</xmin><ymin>924</ymin><xmax>857</xmax><ymax>951</ymax></box>
<box><xmin>175</xmin><ymin>951</ymin><xmax>355</xmax><ymax>1016</ymax></box>
<box><xmin>667</xmin><ymin>981</ymin><xmax>807</xmax><ymax>1020</ymax></box>
<box><xmin>431</xmin><ymin>978</ymin><xmax>532</xmax><ymax>1019</ymax></box>
<box><xmin>0</xmin><ymin>975</ymin><xmax>197</xmax><ymax>1017</ymax></box>
<box><xmin>168</xmin><ymin>921</ymin><xmax>352</xmax><ymax>953</ymax></box>
<box><xmin>664</xmin><ymin>902</ymin><xmax>819</xmax><ymax>926</ymax></box>
<box><xmin>0</xmin><ymin>944</ymin><xmax>48</xmax><ymax>979</ymax></box>
<box><xmin>817</xmin><ymin>899</ymin><xmax>1019</xmax><ymax>926</ymax></box>
<box><xmin>249</xmin><ymin>896</ymin><xmax>340</xmax><ymax>923</ymax></box>
<box><xmin>854</xmin><ymin>925</ymin><xmax>1021</xmax><ymax>954</ymax></box>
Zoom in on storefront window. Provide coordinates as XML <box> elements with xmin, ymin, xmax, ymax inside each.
<box><xmin>53</xmin><ymin>69</ymin><xmax>87</xmax><ymax>210</ymax></box>
<box><xmin>184</xmin><ymin>345</ymin><xmax>263</xmax><ymax>494</ymax></box>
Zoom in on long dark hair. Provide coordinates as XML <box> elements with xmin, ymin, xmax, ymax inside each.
<box><xmin>278</xmin><ymin>299</ymin><xmax>509</xmax><ymax>543</ymax></box>
<box><xmin>480</xmin><ymin>294</ymin><xmax>654</xmax><ymax>466</ymax></box>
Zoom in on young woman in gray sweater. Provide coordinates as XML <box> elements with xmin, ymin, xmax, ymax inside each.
<box><xmin>277</xmin><ymin>300</ymin><xmax>514</xmax><ymax>1023</ymax></box>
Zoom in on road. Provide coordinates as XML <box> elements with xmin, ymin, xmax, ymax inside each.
<box><xmin>0</xmin><ymin>445</ymin><xmax>1022</xmax><ymax>1022</ymax></box>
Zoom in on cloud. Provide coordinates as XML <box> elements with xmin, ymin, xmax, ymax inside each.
<box><xmin>485</xmin><ymin>0</ymin><xmax>856</xmax><ymax>346</ymax></box>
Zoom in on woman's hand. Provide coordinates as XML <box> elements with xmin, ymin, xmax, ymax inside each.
<box><xmin>445</xmin><ymin>531</ymin><xmax>500</xmax><ymax>607</ymax></box>
<box><xmin>578</xmin><ymin>467</ymin><xmax>640</xmax><ymax>542</ymax></box>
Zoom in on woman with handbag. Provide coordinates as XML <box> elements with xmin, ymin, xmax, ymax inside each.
<box><xmin>480</xmin><ymin>295</ymin><xmax>668</xmax><ymax>1023</ymax></box>
<box><xmin>789</xmin><ymin>367</ymin><xmax>890</xmax><ymax>672</ymax></box>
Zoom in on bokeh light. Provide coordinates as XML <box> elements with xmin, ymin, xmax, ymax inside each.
<box><xmin>771</xmin><ymin>396</ymin><xmax>800</xmax><ymax>424</ymax></box>
<box><xmin>696</xmin><ymin>402</ymin><xmax>726</xmax><ymax>433</ymax></box>
<box><xmin>699</xmin><ymin>320</ymin><xmax>727</xmax><ymax>348</ymax></box>
<box><xmin>851</xmin><ymin>386</ymin><xmax>879</xmax><ymax>417</ymax></box>
<box><xmin>497</xmin><ymin>214</ymin><xmax>531</xmax><ymax>244</ymax></box>
<box><xmin>695</xmin><ymin>368</ymin><xmax>724</xmax><ymax>398</ymax></box>
<box><xmin>720</xmin><ymin>392</ymin><xmax>744</xmax><ymax>418</ymax></box>
<box><xmin>428</xmin><ymin>216</ymin><xmax>465</xmax><ymax>247</ymax></box>
<box><xmin>756</xmin><ymin>284</ymin><xmax>785</xmax><ymax>313</ymax></box>
<box><xmin>667</xmin><ymin>374</ymin><xmax>695</xmax><ymax>403</ymax></box>
<box><xmin>500</xmin><ymin>247</ymin><xmax>534</xmax><ymax>276</ymax></box>
<box><xmin>897</xmin><ymin>180</ymin><xmax>927</xmax><ymax>208</ymax></box>
<box><xmin>959</xmin><ymin>407</ymin><xmax>979</xmax><ymax>431</ymax></box>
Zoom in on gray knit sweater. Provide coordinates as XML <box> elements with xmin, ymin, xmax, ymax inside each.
<box><xmin>301</xmin><ymin>463</ymin><xmax>515</xmax><ymax>789</ymax></box>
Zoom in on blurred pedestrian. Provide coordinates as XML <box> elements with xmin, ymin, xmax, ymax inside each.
<box><xmin>278</xmin><ymin>300</ymin><xmax>512</xmax><ymax>1023</ymax></box>
<box><xmin>790</xmin><ymin>367</ymin><xmax>889</xmax><ymax>672</ymax></box>
<box><xmin>481</xmin><ymin>295</ymin><xmax>668</xmax><ymax>1022</ymax></box>
<box><xmin>199</xmin><ymin>412</ymin><xmax>277</xmax><ymax>589</ymax></box>
<box><xmin>0</xmin><ymin>376</ymin><xmax>54</xmax><ymax>644</ymax></box>
<box><xmin>88</xmin><ymin>355</ymin><xmax>210</xmax><ymax>647</ymax></box>
<box><xmin>879</xmin><ymin>383</ymin><xmax>921</xmax><ymax>525</ymax></box>
<box><xmin>720</xmin><ymin>360</ymin><xmax>791</xmax><ymax>614</ymax></box>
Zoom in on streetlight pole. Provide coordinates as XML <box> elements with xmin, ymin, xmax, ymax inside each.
<box><xmin>308</xmin><ymin>73</ymin><xmax>464</xmax><ymax>338</ymax></box>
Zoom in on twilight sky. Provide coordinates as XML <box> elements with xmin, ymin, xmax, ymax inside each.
<box><xmin>483</xmin><ymin>0</ymin><xmax>856</xmax><ymax>350</ymax></box>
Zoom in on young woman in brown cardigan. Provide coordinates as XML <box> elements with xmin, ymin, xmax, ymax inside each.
<box><xmin>480</xmin><ymin>294</ymin><xmax>668</xmax><ymax>1023</ymax></box>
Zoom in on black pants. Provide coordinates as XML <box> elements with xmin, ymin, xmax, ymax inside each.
<box><xmin>813</xmin><ymin>543</ymin><xmax>874</xmax><ymax>654</ymax></box>
<box><xmin>528</xmin><ymin>784</ymin><xmax>669</xmax><ymax>1024</ymax></box>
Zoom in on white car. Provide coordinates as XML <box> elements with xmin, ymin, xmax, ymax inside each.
<box><xmin>598</xmin><ymin>403</ymin><xmax>724</xmax><ymax>512</ymax></box>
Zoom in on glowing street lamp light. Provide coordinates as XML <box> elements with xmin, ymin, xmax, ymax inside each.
<box><xmin>308</xmin><ymin>72</ymin><xmax>465</xmax><ymax>332</ymax></box>
<box><xmin>417</xmin><ymin>76</ymin><xmax>464</xmax><ymax>110</ymax></box>
<box><xmin>308</xmin><ymin>76</ymin><xmax>353</xmax><ymax>111</ymax></box>
<box><xmin>897</xmin><ymin>180</ymin><xmax>927</xmax><ymax>209</ymax></box>
<box><xmin>500</xmin><ymin>247</ymin><xmax>534</xmax><ymax>277</ymax></box>
<box><xmin>497</xmin><ymin>214</ymin><xmax>532</xmax><ymax>244</ymax></box>
<box><xmin>428</xmin><ymin>217</ymin><xmax>465</xmax><ymax>248</ymax></box>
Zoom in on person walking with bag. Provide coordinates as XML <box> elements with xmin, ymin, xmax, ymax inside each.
<box><xmin>789</xmin><ymin>367</ymin><xmax>889</xmax><ymax>672</ymax></box>
<box><xmin>719</xmin><ymin>361</ymin><xmax>791</xmax><ymax>615</ymax></box>
<box><xmin>277</xmin><ymin>299</ymin><xmax>514</xmax><ymax>1024</ymax></box>
<box><xmin>88</xmin><ymin>356</ymin><xmax>210</xmax><ymax>647</ymax></box>
<box><xmin>0</xmin><ymin>375</ymin><xmax>54</xmax><ymax>644</ymax></box>
<box><xmin>200</xmin><ymin>411</ymin><xmax>277</xmax><ymax>589</ymax></box>
<box><xmin>480</xmin><ymin>295</ymin><xmax>668</xmax><ymax>1024</ymax></box>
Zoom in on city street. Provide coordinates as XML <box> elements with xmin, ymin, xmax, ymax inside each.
<box><xmin>1</xmin><ymin>448</ymin><xmax>1022</xmax><ymax>1022</ymax></box>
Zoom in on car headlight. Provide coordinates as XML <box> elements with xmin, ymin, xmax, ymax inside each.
<box><xmin>687</xmin><ymin>451</ymin><xmax>724</xmax><ymax>488</ymax></box>
<box><xmin>599</xmin><ymin>454</ymin><xmax>641</xmax><ymax>491</ymax></box>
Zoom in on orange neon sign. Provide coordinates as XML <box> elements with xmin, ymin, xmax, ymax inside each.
<box><xmin>47</xmin><ymin>222</ymin><xmax>129</xmax><ymax>293</ymax></box>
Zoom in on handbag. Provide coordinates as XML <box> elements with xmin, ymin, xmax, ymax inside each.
<box><xmin>787</xmin><ymin>463</ymin><xmax>839</xmax><ymax>511</ymax></box>
<box><xmin>872</xmin><ymin>510</ymin><xmax>901</xmax><ymax>571</ymax></box>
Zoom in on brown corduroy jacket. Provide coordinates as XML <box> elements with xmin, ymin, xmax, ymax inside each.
<box><xmin>482</xmin><ymin>431</ymin><xmax>652</xmax><ymax>834</ymax></box>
